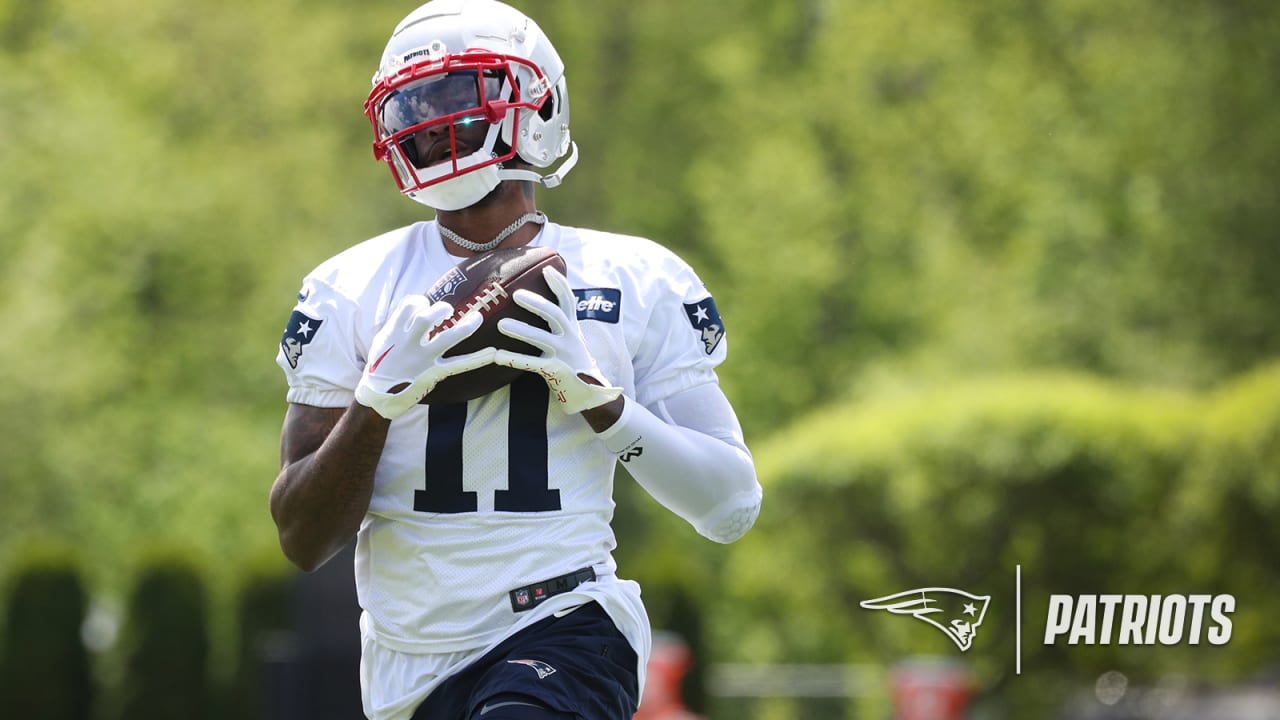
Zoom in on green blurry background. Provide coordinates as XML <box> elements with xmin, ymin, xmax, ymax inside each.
<box><xmin>1</xmin><ymin>0</ymin><xmax>1278</xmax><ymax>718</ymax></box>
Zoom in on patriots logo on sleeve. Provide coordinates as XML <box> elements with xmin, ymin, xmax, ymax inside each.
<box><xmin>280</xmin><ymin>310</ymin><xmax>323</xmax><ymax>369</ymax></box>
<box><xmin>683</xmin><ymin>297</ymin><xmax>725</xmax><ymax>355</ymax></box>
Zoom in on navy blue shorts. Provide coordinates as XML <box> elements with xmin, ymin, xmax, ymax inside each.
<box><xmin>409</xmin><ymin>602</ymin><xmax>640</xmax><ymax>720</ymax></box>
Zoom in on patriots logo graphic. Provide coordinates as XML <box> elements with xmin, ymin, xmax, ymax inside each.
<box><xmin>427</xmin><ymin>267</ymin><xmax>467</xmax><ymax>302</ymax></box>
<box><xmin>860</xmin><ymin>587</ymin><xmax>991</xmax><ymax>652</ymax></box>
<box><xmin>280</xmin><ymin>310</ymin><xmax>323</xmax><ymax>369</ymax></box>
<box><xmin>683</xmin><ymin>297</ymin><xmax>725</xmax><ymax>355</ymax></box>
<box><xmin>506</xmin><ymin>658</ymin><xmax>557</xmax><ymax>679</ymax></box>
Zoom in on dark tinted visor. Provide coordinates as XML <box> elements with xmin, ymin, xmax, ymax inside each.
<box><xmin>378</xmin><ymin>70</ymin><xmax>504</xmax><ymax>136</ymax></box>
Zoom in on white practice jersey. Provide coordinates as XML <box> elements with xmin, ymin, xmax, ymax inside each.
<box><xmin>275</xmin><ymin>221</ymin><xmax>730</xmax><ymax>664</ymax></box>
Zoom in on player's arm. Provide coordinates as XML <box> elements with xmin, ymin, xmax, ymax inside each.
<box><xmin>495</xmin><ymin>267</ymin><xmax>761</xmax><ymax>542</ymax></box>
<box><xmin>586</xmin><ymin>384</ymin><xmax>761</xmax><ymax>543</ymax></box>
<box><xmin>270</xmin><ymin>402</ymin><xmax>390</xmax><ymax>572</ymax></box>
<box><xmin>271</xmin><ymin>295</ymin><xmax>494</xmax><ymax>572</ymax></box>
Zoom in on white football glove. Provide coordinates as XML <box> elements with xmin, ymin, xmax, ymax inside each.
<box><xmin>494</xmin><ymin>267</ymin><xmax>623</xmax><ymax>415</ymax></box>
<box><xmin>354</xmin><ymin>296</ymin><xmax>495</xmax><ymax>420</ymax></box>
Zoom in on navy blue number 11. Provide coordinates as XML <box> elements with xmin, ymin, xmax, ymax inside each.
<box><xmin>414</xmin><ymin>373</ymin><xmax>561</xmax><ymax>513</ymax></box>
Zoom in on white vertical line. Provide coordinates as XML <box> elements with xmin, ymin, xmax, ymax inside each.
<box><xmin>1016</xmin><ymin>564</ymin><xmax>1023</xmax><ymax>675</ymax></box>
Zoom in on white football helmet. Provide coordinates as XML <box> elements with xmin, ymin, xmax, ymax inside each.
<box><xmin>365</xmin><ymin>0</ymin><xmax>577</xmax><ymax>211</ymax></box>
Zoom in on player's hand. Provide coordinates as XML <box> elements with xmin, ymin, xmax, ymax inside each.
<box><xmin>494</xmin><ymin>267</ymin><xmax>623</xmax><ymax>414</ymax></box>
<box><xmin>355</xmin><ymin>296</ymin><xmax>495</xmax><ymax>420</ymax></box>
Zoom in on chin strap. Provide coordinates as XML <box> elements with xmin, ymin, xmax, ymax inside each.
<box><xmin>497</xmin><ymin>142</ymin><xmax>579</xmax><ymax>189</ymax></box>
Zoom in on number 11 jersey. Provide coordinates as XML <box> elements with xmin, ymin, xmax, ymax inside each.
<box><xmin>276</xmin><ymin>220</ymin><xmax>729</xmax><ymax>659</ymax></box>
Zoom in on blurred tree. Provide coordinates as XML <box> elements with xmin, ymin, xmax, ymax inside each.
<box><xmin>0</xmin><ymin>550</ymin><xmax>93</xmax><ymax>720</ymax></box>
<box><xmin>229</xmin><ymin>565</ymin><xmax>295</xmax><ymax>720</ymax></box>
<box><xmin>713</xmin><ymin>367</ymin><xmax>1280</xmax><ymax>716</ymax></box>
<box><xmin>690</xmin><ymin>0</ymin><xmax>1280</xmax><ymax>433</ymax></box>
<box><xmin>1173</xmin><ymin>364</ymin><xmax>1280</xmax><ymax>680</ymax></box>
<box><xmin>114</xmin><ymin>556</ymin><xmax>211</xmax><ymax>720</ymax></box>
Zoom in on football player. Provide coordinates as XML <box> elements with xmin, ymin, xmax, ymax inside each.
<box><xmin>269</xmin><ymin>2</ymin><xmax>762</xmax><ymax>718</ymax></box>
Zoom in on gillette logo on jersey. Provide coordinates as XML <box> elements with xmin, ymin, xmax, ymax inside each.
<box><xmin>684</xmin><ymin>297</ymin><xmax>725</xmax><ymax>354</ymax></box>
<box><xmin>573</xmin><ymin>288</ymin><xmax>621</xmax><ymax>323</ymax></box>
<box><xmin>1044</xmin><ymin>594</ymin><xmax>1235</xmax><ymax>646</ymax></box>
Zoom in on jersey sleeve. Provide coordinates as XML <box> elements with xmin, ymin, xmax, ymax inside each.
<box><xmin>275</xmin><ymin>278</ymin><xmax>364</xmax><ymax>408</ymax></box>
<box><xmin>631</xmin><ymin>253</ymin><xmax>729</xmax><ymax>408</ymax></box>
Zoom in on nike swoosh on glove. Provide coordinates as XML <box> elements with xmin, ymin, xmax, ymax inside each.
<box><xmin>354</xmin><ymin>296</ymin><xmax>495</xmax><ymax>420</ymax></box>
<box><xmin>493</xmin><ymin>266</ymin><xmax>623</xmax><ymax>415</ymax></box>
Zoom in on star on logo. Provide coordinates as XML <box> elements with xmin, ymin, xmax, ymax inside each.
<box><xmin>683</xmin><ymin>297</ymin><xmax>725</xmax><ymax>355</ymax></box>
<box><xmin>280</xmin><ymin>310</ymin><xmax>323</xmax><ymax>370</ymax></box>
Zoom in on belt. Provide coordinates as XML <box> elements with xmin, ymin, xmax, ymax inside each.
<box><xmin>508</xmin><ymin>566</ymin><xmax>597</xmax><ymax>613</ymax></box>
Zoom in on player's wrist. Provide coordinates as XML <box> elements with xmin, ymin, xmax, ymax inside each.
<box><xmin>356</xmin><ymin>356</ymin><xmax>501</xmax><ymax>421</ymax></box>
<box><xmin>345</xmin><ymin>397</ymin><xmax>395</xmax><ymax>431</ymax></box>
<box><xmin>593</xmin><ymin>396</ymin><xmax>642</xmax><ymax>447</ymax></box>
<box><xmin>581</xmin><ymin>394</ymin><xmax>626</xmax><ymax>433</ymax></box>
<box><xmin>354</xmin><ymin>380</ymin><xmax>417</xmax><ymax>421</ymax></box>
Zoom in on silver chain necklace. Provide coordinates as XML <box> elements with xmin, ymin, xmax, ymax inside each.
<box><xmin>437</xmin><ymin>211</ymin><xmax>547</xmax><ymax>253</ymax></box>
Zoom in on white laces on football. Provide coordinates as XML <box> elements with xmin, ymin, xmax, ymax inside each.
<box><xmin>438</xmin><ymin>212</ymin><xmax>547</xmax><ymax>253</ymax></box>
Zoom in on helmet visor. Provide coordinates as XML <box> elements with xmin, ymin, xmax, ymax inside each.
<box><xmin>376</xmin><ymin>70</ymin><xmax>505</xmax><ymax>137</ymax></box>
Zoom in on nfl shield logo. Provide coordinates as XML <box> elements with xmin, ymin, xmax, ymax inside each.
<box><xmin>428</xmin><ymin>267</ymin><xmax>467</xmax><ymax>301</ymax></box>
<box><xmin>514</xmin><ymin>589</ymin><xmax>531</xmax><ymax>607</ymax></box>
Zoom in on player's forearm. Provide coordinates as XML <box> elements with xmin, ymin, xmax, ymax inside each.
<box><xmin>595</xmin><ymin>397</ymin><xmax>762</xmax><ymax>543</ymax></box>
<box><xmin>270</xmin><ymin>402</ymin><xmax>390</xmax><ymax>572</ymax></box>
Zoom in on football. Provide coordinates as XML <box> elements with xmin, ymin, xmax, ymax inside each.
<box><xmin>418</xmin><ymin>245</ymin><xmax>566</xmax><ymax>405</ymax></box>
